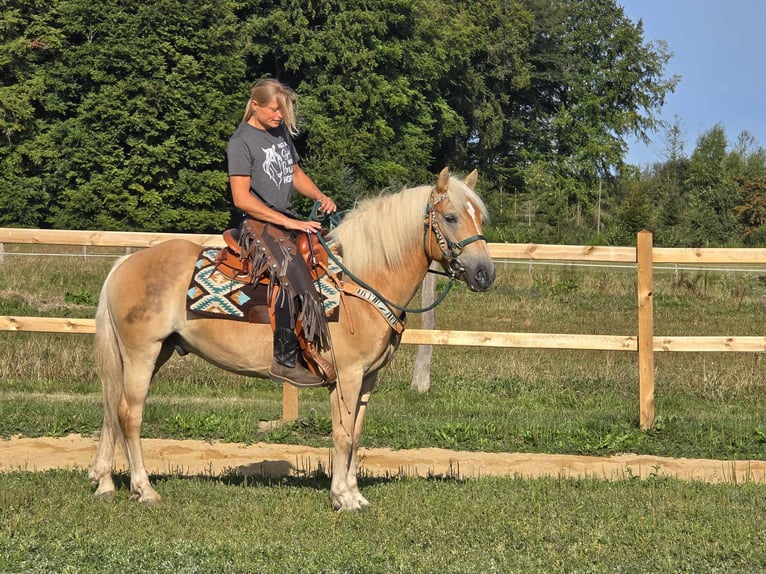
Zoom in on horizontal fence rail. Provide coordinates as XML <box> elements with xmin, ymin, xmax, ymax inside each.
<box><xmin>4</xmin><ymin>316</ymin><xmax>764</xmax><ymax>354</ymax></box>
<box><xmin>0</xmin><ymin>228</ymin><xmax>227</xmax><ymax>248</ymax></box>
<box><xmin>3</xmin><ymin>227</ymin><xmax>766</xmax><ymax>429</ymax></box>
<box><xmin>5</xmin><ymin>227</ymin><xmax>766</xmax><ymax>263</ymax></box>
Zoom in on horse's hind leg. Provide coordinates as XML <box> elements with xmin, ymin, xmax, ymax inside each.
<box><xmin>90</xmin><ymin>372</ymin><xmax>121</xmax><ymax>498</ymax></box>
<box><xmin>89</xmin><ymin>301</ymin><xmax>123</xmax><ymax>499</ymax></box>
<box><xmin>118</xmin><ymin>342</ymin><xmax>173</xmax><ymax>504</ymax></box>
<box><xmin>89</xmin><ymin>420</ymin><xmax>119</xmax><ymax>499</ymax></box>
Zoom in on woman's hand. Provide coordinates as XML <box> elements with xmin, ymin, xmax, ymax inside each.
<box><xmin>316</xmin><ymin>194</ymin><xmax>337</xmax><ymax>214</ymax></box>
<box><xmin>294</xmin><ymin>165</ymin><xmax>336</xmax><ymax>214</ymax></box>
<box><xmin>283</xmin><ymin>218</ymin><xmax>323</xmax><ymax>233</ymax></box>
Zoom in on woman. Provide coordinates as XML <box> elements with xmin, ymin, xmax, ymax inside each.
<box><xmin>227</xmin><ymin>78</ymin><xmax>337</xmax><ymax>387</ymax></box>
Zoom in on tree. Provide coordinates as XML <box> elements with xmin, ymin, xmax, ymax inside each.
<box><xmin>500</xmin><ymin>0</ymin><xmax>677</xmax><ymax>242</ymax></box>
<box><xmin>0</xmin><ymin>0</ymin><xmax>60</xmax><ymax>226</ymax></box>
<box><xmin>645</xmin><ymin>116</ymin><xmax>690</xmax><ymax>246</ymax></box>
<box><xmin>511</xmin><ymin>0</ymin><xmax>677</xmax><ymax>178</ymax></box>
<box><xmin>684</xmin><ymin>125</ymin><xmax>742</xmax><ymax>246</ymax></box>
<box><xmin>611</xmin><ymin>176</ymin><xmax>653</xmax><ymax>245</ymax></box>
<box><xmin>734</xmin><ymin>177</ymin><xmax>766</xmax><ymax>245</ymax></box>
<box><xmin>1</xmin><ymin>0</ymin><xmax>247</xmax><ymax>231</ymax></box>
<box><xmin>54</xmin><ymin>0</ymin><xmax>245</xmax><ymax>231</ymax></box>
<box><xmin>0</xmin><ymin>0</ymin><xmax>682</xmax><ymax>237</ymax></box>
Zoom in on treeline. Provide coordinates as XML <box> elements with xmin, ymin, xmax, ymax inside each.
<box><xmin>1</xmin><ymin>0</ymin><xmax>763</xmax><ymax>246</ymax></box>
<box><xmin>609</xmin><ymin>122</ymin><xmax>766</xmax><ymax>248</ymax></box>
<box><xmin>501</xmin><ymin>121</ymin><xmax>766</xmax><ymax>247</ymax></box>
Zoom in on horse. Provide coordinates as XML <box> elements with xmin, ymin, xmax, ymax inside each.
<box><xmin>88</xmin><ymin>167</ymin><xmax>496</xmax><ymax>511</ymax></box>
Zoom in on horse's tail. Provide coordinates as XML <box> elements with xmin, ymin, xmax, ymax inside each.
<box><xmin>94</xmin><ymin>255</ymin><xmax>131</xmax><ymax>447</ymax></box>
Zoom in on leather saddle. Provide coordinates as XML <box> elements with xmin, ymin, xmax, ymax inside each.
<box><xmin>215</xmin><ymin>227</ymin><xmax>329</xmax><ymax>283</ymax></box>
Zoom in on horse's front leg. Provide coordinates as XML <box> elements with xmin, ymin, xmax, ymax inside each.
<box><xmin>329</xmin><ymin>372</ymin><xmax>376</xmax><ymax>511</ymax></box>
<box><xmin>345</xmin><ymin>373</ymin><xmax>378</xmax><ymax>506</ymax></box>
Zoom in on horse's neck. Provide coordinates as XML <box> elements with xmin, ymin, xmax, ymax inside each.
<box><xmin>357</xmin><ymin>248</ymin><xmax>430</xmax><ymax>312</ymax></box>
<box><xmin>332</xmin><ymin>185</ymin><xmax>434</xmax><ymax>308</ymax></box>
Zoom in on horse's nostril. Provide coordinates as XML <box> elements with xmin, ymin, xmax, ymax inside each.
<box><xmin>480</xmin><ymin>265</ymin><xmax>496</xmax><ymax>289</ymax></box>
<box><xmin>472</xmin><ymin>265</ymin><xmax>495</xmax><ymax>290</ymax></box>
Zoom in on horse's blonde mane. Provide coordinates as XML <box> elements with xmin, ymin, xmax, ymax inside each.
<box><xmin>329</xmin><ymin>175</ymin><xmax>488</xmax><ymax>275</ymax></box>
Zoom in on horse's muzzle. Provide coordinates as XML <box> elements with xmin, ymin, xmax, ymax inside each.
<box><xmin>459</xmin><ymin>257</ymin><xmax>496</xmax><ymax>292</ymax></box>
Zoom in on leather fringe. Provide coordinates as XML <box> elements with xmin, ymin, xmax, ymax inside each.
<box><xmin>239</xmin><ymin>219</ymin><xmax>330</xmax><ymax>351</ymax></box>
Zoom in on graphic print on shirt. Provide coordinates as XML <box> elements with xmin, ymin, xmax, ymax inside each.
<box><xmin>262</xmin><ymin>141</ymin><xmax>294</xmax><ymax>187</ymax></box>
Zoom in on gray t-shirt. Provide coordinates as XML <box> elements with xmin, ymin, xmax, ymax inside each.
<box><xmin>227</xmin><ymin>122</ymin><xmax>300</xmax><ymax>215</ymax></box>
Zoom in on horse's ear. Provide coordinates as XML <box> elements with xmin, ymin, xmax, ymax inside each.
<box><xmin>464</xmin><ymin>169</ymin><xmax>478</xmax><ymax>190</ymax></box>
<box><xmin>436</xmin><ymin>167</ymin><xmax>450</xmax><ymax>193</ymax></box>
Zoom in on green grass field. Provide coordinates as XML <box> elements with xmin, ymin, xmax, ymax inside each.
<box><xmin>2</xmin><ymin>469</ymin><xmax>765</xmax><ymax>573</ymax></box>
<box><xmin>2</xmin><ymin>247</ymin><xmax>766</xmax><ymax>571</ymax></box>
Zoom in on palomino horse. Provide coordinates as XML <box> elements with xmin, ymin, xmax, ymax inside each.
<box><xmin>89</xmin><ymin>167</ymin><xmax>495</xmax><ymax>511</ymax></box>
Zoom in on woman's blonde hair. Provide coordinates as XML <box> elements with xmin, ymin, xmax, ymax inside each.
<box><xmin>241</xmin><ymin>78</ymin><xmax>298</xmax><ymax>136</ymax></box>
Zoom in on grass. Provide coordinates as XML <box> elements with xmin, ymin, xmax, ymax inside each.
<box><xmin>2</xmin><ymin>469</ymin><xmax>766</xmax><ymax>572</ymax></box>
<box><xmin>2</xmin><ymin>246</ymin><xmax>766</xmax><ymax>571</ymax></box>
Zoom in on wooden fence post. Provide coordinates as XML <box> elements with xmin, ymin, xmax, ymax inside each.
<box><xmin>282</xmin><ymin>383</ymin><xmax>299</xmax><ymax>422</ymax></box>
<box><xmin>636</xmin><ymin>230</ymin><xmax>655</xmax><ymax>430</ymax></box>
<box><xmin>411</xmin><ymin>270</ymin><xmax>437</xmax><ymax>392</ymax></box>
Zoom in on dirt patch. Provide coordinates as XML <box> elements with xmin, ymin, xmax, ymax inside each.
<box><xmin>2</xmin><ymin>434</ymin><xmax>766</xmax><ymax>484</ymax></box>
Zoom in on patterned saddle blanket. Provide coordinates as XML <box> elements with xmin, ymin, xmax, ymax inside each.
<box><xmin>186</xmin><ymin>247</ymin><xmax>342</xmax><ymax>324</ymax></box>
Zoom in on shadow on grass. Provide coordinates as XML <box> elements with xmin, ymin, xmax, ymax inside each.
<box><xmin>107</xmin><ymin>461</ymin><xmax>464</xmax><ymax>494</ymax></box>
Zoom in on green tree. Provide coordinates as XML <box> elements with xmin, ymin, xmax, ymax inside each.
<box><xmin>0</xmin><ymin>0</ymin><xmax>60</xmax><ymax>226</ymax></box>
<box><xmin>512</xmin><ymin>0</ymin><xmax>677</xmax><ymax>177</ymax></box>
<box><xmin>71</xmin><ymin>0</ymin><xmax>242</xmax><ymax>230</ymax></box>
<box><xmin>235</xmin><ymin>0</ymin><xmax>534</xmax><ymax>207</ymax></box>
<box><xmin>504</xmin><ymin>0</ymin><xmax>676</xmax><ymax>242</ymax></box>
<box><xmin>684</xmin><ymin>125</ymin><xmax>742</xmax><ymax>246</ymax></box>
<box><xmin>728</xmin><ymin>130</ymin><xmax>766</xmax><ymax>181</ymax></box>
<box><xmin>0</xmin><ymin>0</ymin><xmax>681</xmax><ymax>237</ymax></box>
<box><xmin>9</xmin><ymin>0</ymin><xmax>246</xmax><ymax>231</ymax></box>
<box><xmin>644</xmin><ymin>116</ymin><xmax>690</xmax><ymax>246</ymax></box>
<box><xmin>611</xmin><ymin>175</ymin><xmax>653</xmax><ymax>245</ymax></box>
<box><xmin>734</xmin><ymin>177</ymin><xmax>766</xmax><ymax>245</ymax></box>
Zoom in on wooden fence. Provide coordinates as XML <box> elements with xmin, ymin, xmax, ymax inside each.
<box><xmin>2</xmin><ymin>227</ymin><xmax>766</xmax><ymax>430</ymax></box>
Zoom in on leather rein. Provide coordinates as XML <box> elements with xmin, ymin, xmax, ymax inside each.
<box><xmin>312</xmin><ymin>188</ymin><xmax>486</xmax><ymax>315</ymax></box>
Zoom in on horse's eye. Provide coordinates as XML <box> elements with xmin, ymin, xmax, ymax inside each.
<box><xmin>444</xmin><ymin>214</ymin><xmax>458</xmax><ymax>224</ymax></box>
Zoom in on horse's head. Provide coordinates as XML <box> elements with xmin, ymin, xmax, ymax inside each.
<box><xmin>424</xmin><ymin>168</ymin><xmax>496</xmax><ymax>292</ymax></box>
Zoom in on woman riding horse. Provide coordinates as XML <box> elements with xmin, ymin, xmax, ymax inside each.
<box><xmin>227</xmin><ymin>78</ymin><xmax>337</xmax><ymax>388</ymax></box>
<box><xmin>90</xmin><ymin>160</ymin><xmax>494</xmax><ymax>510</ymax></box>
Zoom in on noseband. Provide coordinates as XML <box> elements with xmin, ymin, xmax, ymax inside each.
<box><xmin>423</xmin><ymin>187</ymin><xmax>486</xmax><ymax>278</ymax></box>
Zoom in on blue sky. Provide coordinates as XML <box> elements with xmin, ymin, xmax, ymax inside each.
<box><xmin>619</xmin><ymin>0</ymin><xmax>765</xmax><ymax>166</ymax></box>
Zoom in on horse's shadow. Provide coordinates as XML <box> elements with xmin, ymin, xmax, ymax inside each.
<box><xmin>109</xmin><ymin>459</ymin><xmax>461</xmax><ymax>493</ymax></box>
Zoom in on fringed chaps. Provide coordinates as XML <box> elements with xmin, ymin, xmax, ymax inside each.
<box><xmin>238</xmin><ymin>219</ymin><xmax>330</xmax><ymax>351</ymax></box>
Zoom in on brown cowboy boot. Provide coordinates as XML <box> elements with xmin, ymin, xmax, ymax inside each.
<box><xmin>270</xmin><ymin>327</ymin><xmax>325</xmax><ymax>388</ymax></box>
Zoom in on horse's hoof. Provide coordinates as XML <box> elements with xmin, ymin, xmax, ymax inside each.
<box><xmin>94</xmin><ymin>490</ymin><xmax>115</xmax><ymax>501</ymax></box>
<box><xmin>130</xmin><ymin>492</ymin><xmax>163</xmax><ymax>505</ymax></box>
<box><xmin>336</xmin><ymin>503</ymin><xmax>370</xmax><ymax>513</ymax></box>
<box><xmin>332</xmin><ymin>496</ymin><xmax>369</xmax><ymax>513</ymax></box>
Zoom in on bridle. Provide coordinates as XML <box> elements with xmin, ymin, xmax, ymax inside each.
<box><xmin>423</xmin><ymin>187</ymin><xmax>487</xmax><ymax>279</ymax></box>
<box><xmin>311</xmin><ymin>188</ymin><xmax>486</xmax><ymax>314</ymax></box>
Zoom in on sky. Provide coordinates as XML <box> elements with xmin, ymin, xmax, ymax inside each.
<box><xmin>619</xmin><ymin>0</ymin><xmax>765</xmax><ymax>166</ymax></box>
